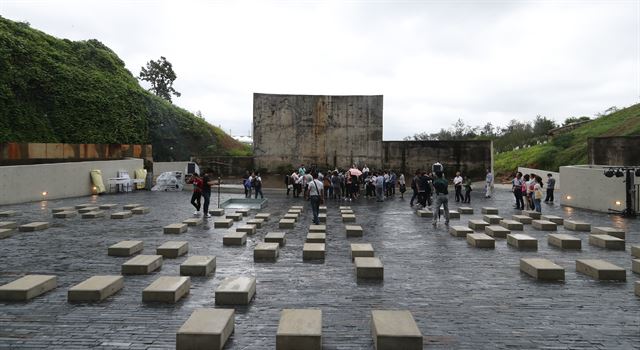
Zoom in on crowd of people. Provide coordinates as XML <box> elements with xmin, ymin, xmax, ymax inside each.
<box><xmin>511</xmin><ymin>171</ymin><xmax>556</xmax><ymax>213</ymax></box>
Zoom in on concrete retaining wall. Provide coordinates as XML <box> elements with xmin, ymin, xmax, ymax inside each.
<box><xmin>588</xmin><ymin>136</ymin><xmax>640</xmax><ymax>166</ymax></box>
<box><xmin>559</xmin><ymin>165</ymin><xmax>637</xmax><ymax>213</ymax></box>
<box><xmin>0</xmin><ymin>158</ymin><xmax>144</xmax><ymax>206</ymax></box>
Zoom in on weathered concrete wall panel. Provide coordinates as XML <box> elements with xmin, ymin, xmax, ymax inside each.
<box><xmin>588</xmin><ymin>136</ymin><xmax>640</xmax><ymax>166</ymax></box>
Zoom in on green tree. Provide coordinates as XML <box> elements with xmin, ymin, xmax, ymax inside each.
<box><xmin>139</xmin><ymin>56</ymin><xmax>181</xmax><ymax>102</ymax></box>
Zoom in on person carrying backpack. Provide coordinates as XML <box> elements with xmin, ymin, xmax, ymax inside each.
<box><xmin>254</xmin><ymin>173</ymin><xmax>264</xmax><ymax>199</ymax></box>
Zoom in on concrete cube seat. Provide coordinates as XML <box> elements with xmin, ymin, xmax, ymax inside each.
<box><xmin>351</xmin><ymin>243</ymin><xmax>374</xmax><ymax>261</ymax></box>
<box><xmin>181</xmin><ymin>256</ymin><xmax>216</xmax><ymax>276</ymax></box>
<box><xmin>564</xmin><ymin>220</ymin><xmax>591</xmax><ymax>231</ymax></box>
<box><xmin>164</xmin><ymin>223</ymin><xmax>188</xmax><ymax>234</ymax></box>
<box><xmin>18</xmin><ymin>222</ymin><xmax>49</xmax><ymax>232</ymax></box>
<box><xmin>121</xmin><ymin>255</ymin><xmax>162</xmax><ymax>275</ymax></box>
<box><xmin>74</xmin><ymin>204</ymin><xmax>93</xmax><ymax>209</ymax></box>
<box><xmin>108</xmin><ymin>240</ymin><xmax>143</xmax><ymax>257</ymax></box>
<box><xmin>309</xmin><ymin>224</ymin><xmax>326</xmax><ymax>233</ymax></box>
<box><xmin>81</xmin><ymin>210</ymin><xmax>105</xmax><ymax>219</ymax></box>
<box><xmin>548</xmin><ymin>234</ymin><xmax>581</xmax><ymax>249</ymax></box>
<box><xmin>157</xmin><ymin>241</ymin><xmax>189</xmax><ymax>258</ymax></box>
<box><xmin>636</xmin><ymin>281</ymin><xmax>640</xmax><ymax>297</ymax></box>
<box><xmin>485</xmin><ymin>225</ymin><xmax>510</xmax><ymax>238</ymax></box>
<box><xmin>177</xmin><ymin>308</ymin><xmax>234</xmax><ymax>350</ymax></box>
<box><xmin>632</xmin><ymin>259</ymin><xmax>640</xmax><ymax>275</ymax></box>
<box><xmin>512</xmin><ymin>215</ymin><xmax>533</xmax><ymax>224</ymax></box>
<box><xmin>223</xmin><ymin>231</ymin><xmax>247</xmax><ymax>246</ymax></box>
<box><xmin>306</xmin><ymin>232</ymin><xmax>326</xmax><ymax>243</ymax></box>
<box><xmin>588</xmin><ymin>234</ymin><xmax>625</xmax><ymax>250</ymax></box>
<box><xmin>523</xmin><ymin>210</ymin><xmax>541</xmax><ymax>219</ymax></box>
<box><xmin>68</xmin><ymin>275</ymin><xmax>123</xmax><ymax>302</ymax></box>
<box><xmin>265</xmin><ymin>232</ymin><xmax>287</xmax><ymax>246</ymax></box>
<box><xmin>279</xmin><ymin>219</ymin><xmax>295</xmax><ymax>229</ymax></box>
<box><xmin>0</xmin><ymin>275</ymin><xmax>57</xmax><ymax>301</ymax></box>
<box><xmin>448</xmin><ymin>210</ymin><xmax>461</xmax><ymax>219</ymax></box>
<box><xmin>0</xmin><ymin>221</ymin><xmax>18</xmax><ymax>230</ymax></box>
<box><xmin>576</xmin><ymin>259</ymin><xmax>625</xmax><ymax>281</ymax></box>
<box><xmin>468</xmin><ymin>220</ymin><xmax>489</xmax><ymax>231</ymax></box>
<box><xmin>541</xmin><ymin>215</ymin><xmax>564</xmax><ymax>225</ymax></box>
<box><xmin>415</xmin><ymin>209</ymin><xmax>432</xmax><ymax>218</ymax></box>
<box><xmin>520</xmin><ymin>258</ymin><xmax>565</xmax><ymax>281</ymax></box>
<box><xmin>131</xmin><ymin>206</ymin><xmax>150</xmax><ymax>214</ymax></box>
<box><xmin>371</xmin><ymin>310</ymin><xmax>422</xmax><ymax>350</ymax></box>
<box><xmin>632</xmin><ymin>245</ymin><xmax>640</xmax><ymax>258</ymax></box>
<box><xmin>283</xmin><ymin>213</ymin><xmax>299</xmax><ymax>222</ymax></box>
<box><xmin>142</xmin><ymin>276</ymin><xmax>190</xmax><ymax>303</ymax></box>
<box><xmin>355</xmin><ymin>257</ymin><xmax>384</xmax><ymax>279</ymax></box>
<box><xmin>254</xmin><ymin>242</ymin><xmax>280</xmax><ymax>261</ymax></box>
<box><xmin>341</xmin><ymin>209</ymin><xmax>354</xmax><ymax>215</ymax></box>
<box><xmin>255</xmin><ymin>213</ymin><xmax>270</xmax><ymax>221</ymax></box>
<box><xmin>591</xmin><ymin>227</ymin><xmax>625</xmax><ymax>240</ymax></box>
<box><xmin>78</xmin><ymin>206</ymin><xmax>99</xmax><ymax>213</ymax></box>
<box><xmin>319</xmin><ymin>213</ymin><xmax>327</xmax><ymax>223</ymax></box>
<box><xmin>346</xmin><ymin>225</ymin><xmax>364</xmax><ymax>237</ymax></box>
<box><xmin>291</xmin><ymin>205</ymin><xmax>304</xmax><ymax>210</ymax></box>
<box><xmin>339</xmin><ymin>206</ymin><xmax>351</xmax><ymax>210</ymax></box>
<box><xmin>532</xmin><ymin>220</ymin><xmax>557</xmax><ymax>231</ymax></box>
<box><xmin>0</xmin><ymin>210</ymin><xmax>18</xmax><ymax>217</ymax></box>
<box><xmin>111</xmin><ymin>211</ymin><xmax>133</xmax><ymax>219</ymax></box>
<box><xmin>342</xmin><ymin>214</ymin><xmax>356</xmax><ymax>222</ymax></box>
<box><xmin>214</xmin><ymin>219</ymin><xmax>234</xmax><ymax>228</ymax></box>
<box><xmin>123</xmin><ymin>203</ymin><xmax>142</xmax><ymax>210</ymax></box>
<box><xmin>98</xmin><ymin>204</ymin><xmax>117</xmax><ymax>210</ymax></box>
<box><xmin>507</xmin><ymin>234</ymin><xmax>538</xmax><ymax>250</ymax></box>
<box><xmin>236</xmin><ymin>224</ymin><xmax>257</xmax><ymax>235</ymax></box>
<box><xmin>481</xmin><ymin>207</ymin><xmax>499</xmax><ymax>214</ymax></box>
<box><xmin>458</xmin><ymin>207</ymin><xmax>473</xmax><ymax>214</ymax></box>
<box><xmin>247</xmin><ymin>218</ymin><xmax>265</xmax><ymax>228</ymax></box>
<box><xmin>500</xmin><ymin>219</ymin><xmax>524</xmax><ymax>231</ymax></box>
<box><xmin>52</xmin><ymin>206</ymin><xmax>74</xmax><ymax>213</ymax></box>
<box><xmin>0</xmin><ymin>228</ymin><xmax>13</xmax><ymax>239</ymax></box>
<box><xmin>482</xmin><ymin>215</ymin><xmax>503</xmax><ymax>224</ymax></box>
<box><xmin>276</xmin><ymin>309</ymin><xmax>322</xmax><ymax>350</ymax></box>
<box><xmin>467</xmin><ymin>233</ymin><xmax>495</xmax><ymax>248</ymax></box>
<box><xmin>183</xmin><ymin>217</ymin><xmax>203</xmax><ymax>226</ymax></box>
<box><xmin>288</xmin><ymin>209</ymin><xmax>302</xmax><ymax>214</ymax></box>
<box><xmin>54</xmin><ymin>210</ymin><xmax>77</xmax><ymax>218</ymax></box>
<box><xmin>303</xmin><ymin>243</ymin><xmax>325</xmax><ymax>260</ymax></box>
<box><xmin>319</xmin><ymin>205</ymin><xmax>327</xmax><ymax>213</ymax></box>
<box><xmin>235</xmin><ymin>208</ymin><xmax>250</xmax><ymax>216</ymax></box>
<box><xmin>209</xmin><ymin>208</ymin><xmax>225</xmax><ymax>216</ymax></box>
<box><xmin>449</xmin><ymin>225</ymin><xmax>473</xmax><ymax>237</ymax></box>
<box><xmin>215</xmin><ymin>276</ymin><xmax>256</xmax><ymax>305</ymax></box>
<box><xmin>226</xmin><ymin>213</ymin><xmax>243</xmax><ymax>221</ymax></box>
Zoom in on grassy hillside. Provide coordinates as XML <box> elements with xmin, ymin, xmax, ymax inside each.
<box><xmin>0</xmin><ymin>16</ymin><xmax>250</xmax><ymax>161</ymax></box>
<box><xmin>495</xmin><ymin>103</ymin><xmax>640</xmax><ymax>176</ymax></box>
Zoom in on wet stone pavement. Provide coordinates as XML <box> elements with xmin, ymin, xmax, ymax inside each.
<box><xmin>0</xmin><ymin>188</ymin><xmax>638</xmax><ymax>349</ymax></box>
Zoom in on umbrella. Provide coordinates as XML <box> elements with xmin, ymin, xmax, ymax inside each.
<box><xmin>349</xmin><ymin>168</ymin><xmax>363</xmax><ymax>177</ymax></box>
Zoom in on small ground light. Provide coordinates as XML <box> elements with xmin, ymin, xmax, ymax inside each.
<box><xmin>615</xmin><ymin>200</ymin><xmax>622</xmax><ymax>206</ymax></box>
<box><xmin>41</xmin><ymin>191</ymin><xmax>48</xmax><ymax>196</ymax></box>
<box><xmin>566</xmin><ymin>195</ymin><xmax>572</xmax><ymax>200</ymax></box>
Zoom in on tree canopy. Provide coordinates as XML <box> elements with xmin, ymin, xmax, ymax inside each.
<box><xmin>138</xmin><ymin>56</ymin><xmax>181</xmax><ymax>102</ymax></box>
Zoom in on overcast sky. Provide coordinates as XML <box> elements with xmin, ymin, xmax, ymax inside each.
<box><xmin>2</xmin><ymin>0</ymin><xmax>639</xmax><ymax>139</ymax></box>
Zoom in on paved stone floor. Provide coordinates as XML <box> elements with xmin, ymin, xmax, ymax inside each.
<box><xmin>0</xmin><ymin>188</ymin><xmax>638</xmax><ymax>349</ymax></box>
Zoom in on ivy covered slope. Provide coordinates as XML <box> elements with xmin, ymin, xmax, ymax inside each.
<box><xmin>0</xmin><ymin>17</ymin><xmax>250</xmax><ymax>160</ymax></box>
<box><xmin>495</xmin><ymin>103</ymin><xmax>640</xmax><ymax>175</ymax></box>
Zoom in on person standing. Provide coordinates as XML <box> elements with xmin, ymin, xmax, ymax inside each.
<box><xmin>306</xmin><ymin>172</ymin><xmax>324</xmax><ymax>225</ymax></box>
<box><xmin>533</xmin><ymin>175</ymin><xmax>544</xmax><ymax>213</ymax></box>
<box><xmin>453</xmin><ymin>171</ymin><xmax>463</xmax><ymax>202</ymax></box>
<box><xmin>545</xmin><ymin>173</ymin><xmax>556</xmax><ymax>203</ymax></box>
<box><xmin>242</xmin><ymin>171</ymin><xmax>251</xmax><ymax>198</ymax></box>
<box><xmin>187</xmin><ymin>173</ymin><xmax>203</xmax><ymax>215</ymax></box>
<box><xmin>374</xmin><ymin>172</ymin><xmax>385</xmax><ymax>202</ymax></box>
<box><xmin>463</xmin><ymin>176</ymin><xmax>472</xmax><ymax>203</ymax></box>
<box><xmin>485</xmin><ymin>169</ymin><xmax>493</xmax><ymax>198</ymax></box>
<box><xmin>410</xmin><ymin>170</ymin><xmax>419</xmax><ymax>207</ymax></box>
<box><xmin>298</xmin><ymin>164</ymin><xmax>306</xmax><ymax>176</ymax></box>
<box><xmin>398</xmin><ymin>173</ymin><xmax>406</xmax><ymax>198</ymax></box>
<box><xmin>285</xmin><ymin>173</ymin><xmax>291</xmax><ymax>196</ymax></box>
<box><xmin>201</xmin><ymin>170</ymin><xmax>216</xmax><ymax>218</ymax></box>
<box><xmin>512</xmin><ymin>172</ymin><xmax>524</xmax><ymax>210</ymax></box>
<box><xmin>432</xmin><ymin>171</ymin><xmax>450</xmax><ymax>226</ymax></box>
<box><xmin>254</xmin><ymin>173</ymin><xmax>264</xmax><ymax>199</ymax></box>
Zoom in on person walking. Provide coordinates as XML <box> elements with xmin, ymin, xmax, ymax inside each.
<box><xmin>512</xmin><ymin>172</ymin><xmax>524</xmax><ymax>210</ymax></box>
<box><xmin>453</xmin><ymin>171</ymin><xmax>463</xmax><ymax>202</ymax></box>
<box><xmin>306</xmin><ymin>172</ymin><xmax>324</xmax><ymax>224</ymax></box>
<box><xmin>544</xmin><ymin>173</ymin><xmax>556</xmax><ymax>203</ymax></box>
<box><xmin>485</xmin><ymin>168</ymin><xmax>493</xmax><ymax>198</ymax></box>
<box><xmin>253</xmin><ymin>173</ymin><xmax>264</xmax><ymax>199</ymax></box>
<box><xmin>398</xmin><ymin>173</ymin><xmax>406</xmax><ymax>198</ymax></box>
<box><xmin>187</xmin><ymin>173</ymin><xmax>203</xmax><ymax>215</ymax></box>
<box><xmin>432</xmin><ymin>170</ymin><xmax>450</xmax><ymax>227</ymax></box>
<box><xmin>463</xmin><ymin>176</ymin><xmax>472</xmax><ymax>203</ymax></box>
<box><xmin>201</xmin><ymin>170</ymin><xmax>217</xmax><ymax>218</ymax></box>
<box><xmin>533</xmin><ymin>175</ymin><xmax>544</xmax><ymax>212</ymax></box>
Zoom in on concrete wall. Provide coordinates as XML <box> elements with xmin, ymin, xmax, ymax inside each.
<box><xmin>588</xmin><ymin>136</ymin><xmax>640</xmax><ymax>166</ymax></box>
<box><xmin>518</xmin><ymin>167</ymin><xmax>560</xmax><ymax>190</ymax></box>
<box><xmin>559</xmin><ymin>165</ymin><xmax>638</xmax><ymax>213</ymax></box>
<box><xmin>382</xmin><ymin>140</ymin><xmax>492</xmax><ymax>180</ymax></box>
<box><xmin>0</xmin><ymin>158</ymin><xmax>144</xmax><ymax>206</ymax></box>
<box><xmin>253</xmin><ymin>93</ymin><xmax>383</xmax><ymax>170</ymax></box>
<box><xmin>194</xmin><ymin>156</ymin><xmax>254</xmax><ymax>176</ymax></box>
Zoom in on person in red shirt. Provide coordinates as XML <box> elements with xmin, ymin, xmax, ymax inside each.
<box><xmin>187</xmin><ymin>173</ymin><xmax>203</xmax><ymax>215</ymax></box>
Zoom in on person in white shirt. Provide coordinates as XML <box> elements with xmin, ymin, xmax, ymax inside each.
<box><xmin>306</xmin><ymin>172</ymin><xmax>324</xmax><ymax>224</ymax></box>
<box><xmin>485</xmin><ymin>169</ymin><xmax>493</xmax><ymax>198</ymax></box>
<box><xmin>291</xmin><ymin>172</ymin><xmax>300</xmax><ymax>198</ymax></box>
<box><xmin>453</xmin><ymin>171</ymin><xmax>463</xmax><ymax>202</ymax></box>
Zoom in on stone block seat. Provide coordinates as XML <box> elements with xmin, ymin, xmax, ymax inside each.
<box><xmin>371</xmin><ymin>310</ymin><xmax>422</xmax><ymax>350</ymax></box>
<box><xmin>449</xmin><ymin>226</ymin><xmax>473</xmax><ymax>237</ymax></box>
<box><xmin>236</xmin><ymin>224</ymin><xmax>257</xmax><ymax>235</ymax></box>
<box><xmin>81</xmin><ymin>210</ymin><xmax>105</xmax><ymax>219</ymax></box>
<box><xmin>226</xmin><ymin>213</ymin><xmax>243</xmax><ymax>221</ymax></box>
<box><xmin>111</xmin><ymin>211</ymin><xmax>133</xmax><ymax>219</ymax></box>
<box><xmin>532</xmin><ymin>220</ymin><xmax>557</xmax><ymax>231</ymax></box>
<box><xmin>291</xmin><ymin>205</ymin><xmax>304</xmax><ymax>210</ymax></box>
<box><xmin>588</xmin><ymin>234</ymin><xmax>625</xmax><ymax>250</ymax></box>
<box><xmin>632</xmin><ymin>245</ymin><xmax>640</xmax><ymax>258</ymax></box>
<box><xmin>523</xmin><ymin>210</ymin><xmax>541</xmax><ymax>219</ymax></box>
<box><xmin>181</xmin><ymin>256</ymin><xmax>216</xmax><ymax>276</ymax></box>
<box><xmin>0</xmin><ymin>228</ymin><xmax>13</xmax><ymax>239</ymax></box>
<box><xmin>576</xmin><ymin>259</ymin><xmax>625</xmax><ymax>281</ymax></box>
<box><xmin>541</xmin><ymin>215</ymin><xmax>564</xmax><ymax>225</ymax></box>
<box><xmin>176</xmin><ymin>308</ymin><xmax>234</xmax><ymax>350</ymax></box>
<box><xmin>341</xmin><ymin>209</ymin><xmax>354</xmax><ymax>215</ymax></box>
<box><xmin>254</xmin><ymin>242</ymin><xmax>280</xmax><ymax>261</ymax></box>
<box><xmin>485</xmin><ymin>225</ymin><xmax>510</xmax><ymax>238</ymax></box>
<box><xmin>342</xmin><ymin>214</ymin><xmax>356</xmax><ymax>223</ymax></box>
<box><xmin>346</xmin><ymin>225</ymin><xmax>364</xmax><ymax>237</ymax></box>
<box><xmin>123</xmin><ymin>203</ymin><xmax>142</xmax><ymax>210</ymax></box>
<box><xmin>0</xmin><ymin>275</ymin><xmax>57</xmax><ymax>301</ymax></box>
<box><xmin>564</xmin><ymin>220</ymin><xmax>591</xmax><ymax>231</ymax></box>
<box><xmin>52</xmin><ymin>206</ymin><xmax>74</xmax><ymax>213</ymax></box>
<box><xmin>309</xmin><ymin>224</ymin><xmax>326</xmax><ymax>233</ymax></box>
<box><xmin>223</xmin><ymin>231</ymin><xmax>247</xmax><ymax>246</ymax></box>
<box><xmin>303</xmin><ymin>243</ymin><xmax>325</xmax><ymax>260</ymax></box>
<box><xmin>319</xmin><ymin>213</ymin><xmax>327</xmax><ymax>223</ymax></box>
<box><xmin>279</xmin><ymin>219</ymin><xmax>295</xmax><ymax>229</ymax></box>
<box><xmin>157</xmin><ymin>241</ymin><xmax>189</xmax><ymax>258</ymax></box>
<box><xmin>215</xmin><ymin>276</ymin><xmax>256</xmax><ymax>305</ymax></box>
<box><xmin>18</xmin><ymin>222</ymin><xmax>49</xmax><ymax>232</ymax></box>
<box><xmin>276</xmin><ymin>309</ymin><xmax>322</xmax><ymax>350</ymax></box>
<box><xmin>98</xmin><ymin>204</ymin><xmax>117</xmax><ymax>210</ymax></box>
<box><xmin>415</xmin><ymin>210</ymin><xmax>432</xmax><ymax>218</ymax></box>
<box><xmin>632</xmin><ymin>259</ymin><xmax>640</xmax><ymax>275</ymax></box>
<box><xmin>351</xmin><ymin>243</ymin><xmax>374</xmax><ymax>261</ymax></box>
<box><xmin>520</xmin><ymin>258</ymin><xmax>565</xmax><ymax>281</ymax></box>
<box><xmin>447</xmin><ymin>210</ymin><xmax>461</xmax><ymax>219</ymax></box>
<box><xmin>319</xmin><ymin>205</ymin><xmax>327</xmax><ymax>213</ymax></box>
<box><xmin>482</xmin><ymin>215</ymin><xmax>503</xmax><ymax>224</ymax></box>
<box><xmin>0</xmin><ymin>221</ymin><xmax>18</xmax><ymax>230</ymax></box>
<box><xmin>209</xmin><ymin>208</ymin><xmax>225</xmax><ymax>216</ymax></box>
<box><xmin>591</xmin><ymin>227</ymin><xmax>625</xmax><ymax>240</ymax></box>
<box><xmin>255</xmin><ymin>213</ymin><xmax>270</xmax><ymax>221</ymax></box>
<box><xmin>481</xmin><ymin>207</ymin><xmax>499</xmax><ymax>214</ymax></box>
<box><xmin>131</xmin><ymin>206</ymin><xmax>150</xmax><ymax>215</ymax></box>
<box><xmin>164</xmin><ymin>223</ymin><xmax>188</xmax><ymax>234</ymax></box>
<box><xmin>355</xmin><ymin>257</ymin><xmax>384</xmax><ymax>279</ymax></box>
<box><xmin>214</xmin><ymin>219</ymin><xmax>234</xmax><ymax>228</ymax></box>
<box><xmin>235</xmin><ymin>208</ymin><xmax>250</xmax><ymax>216</ymax></box>
<box><xmin>468</xmin><ymin>220</ymin><xmax>490</xmax><ymax>231</ymax></box>
<box><xmin>142</xmin><ymin>276</ymin><xmax>190</xmax><ymax>303</ymax></box>
<box><xmin>78</xmin><ymin>206</ymin><xmax>99</xmax><ymax>214</ymax></box>
<box><xmin>121</xmin><ymin>255</ymin><xmax>162</xmax><ymax>275</ymax></box>
<box><xmin>247</xmin><ymin>218</ymin><xmax>265</xmax><ymax>228</ymax></box>
<box><xmin>68</xmin><ymin>275</ymin><xmax>123</xmax><ymax>302</ymax></box>
<box><xmin>458</xmin><ymin>207</ymin><xmax>473</xmax><ymax>214</ymax></box>
<box><xmin>283</xmin><ymin>213</ymin><xmax>299</xmax><ymax>222</ymax></box>
<box><xmin>54</xmin><ymin>210</ymin><xmax>77</xmax><ymax>218</ymax></box>
<box><xmin>306</xmin><ymin>232</ymin><xmax>326</xmax><ymax>243</ymax></box>
<box><xmin>512</xmin><ymin>215</ymin><xmax>533</xmax><ymax>224</ymax></box>
<box><xmin>507</xmin><ymin>234</ymin><xmax>538</xmax><ymax>250</ymax></box>
<box><xmin>74</xmin><ymin>204</ymin><xmax>93</xmax><ymax>209</ymax></box>
<box><xmin>108</xmin><ymin>240</ymin><xmax>143</xmax><ymax>257</ymax></box>
<box><xmin>466</xmin><ymin>233</ymin><xmax>495</xmax><ymax>248</ymax></box>
<box><xmin>547</xmin><ymin>234</ymin><xmax>581</xmax><ymax>250</ymax></box>
<box><xmin>183</xmin><ymin>217</ymin><xmax>203</xmax><ymax>226</ymax></box>
<box><xmin>339</xmin><ymin>206</ymin><xmax>351</xmax><ymax>210</ymax></box>
<box><xmin>265</xmin><ymin>232</ymin><xmax>286</xmax><ymax>246</ymax></box>
<box><xmin>499</xmin><ymin>219</ymin><xmax>523</xmax><ymax>230</ymax></box>
<box><xmin>636</xmin><ymin>281</ymin><xmax>640</xmax><ymax>297</ymax></box>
